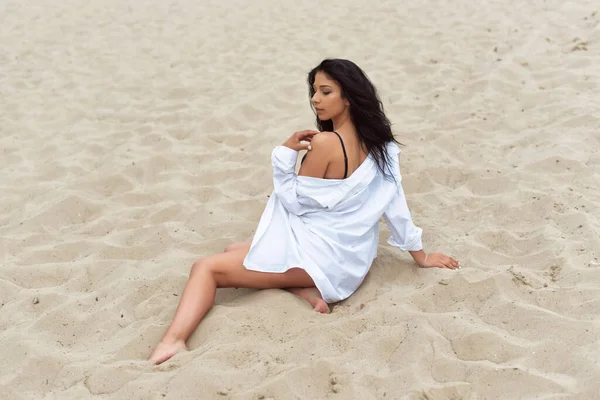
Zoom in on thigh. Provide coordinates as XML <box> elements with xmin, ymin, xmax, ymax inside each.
<box><xmin>224</xmin><ymin>241</ymin><xmax>251</xmax><ymax>253</ymax></box>
<box><xmin>203</xmin><ymin>248</ymin><xmax>316</xmax><ymax>289</ymax></box>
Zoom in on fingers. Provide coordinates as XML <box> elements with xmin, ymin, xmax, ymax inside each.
<box><xmin>443</xmin><ymin>259</ymin><xmax>456</xmax><ymax>269</ymax></box>
<box><xmin>420</xmin><ymin>252</ymin><xmax>462</xmax><ymax>270</ymax></box>
<box><xmin>295</xmin><ymin>130</ymin><xmax>319</xmax><ymax>140</ymax></box>
<box><xmin>295</xmin><ymin>130</ymin><xmax>319</xmax><ymax>151</ymax></box>
<box><xmin>446</xmin><ymin>257</ymin><xmax>460</xmax><ymax>269</ymax></box>
<box><xmin>446</xmin><ymin>257</ymin><xmax>461</xmax><ymax>270</ymax></box>
<box><xmin>300</xmin><ymin>140</ymin><xmax>313</xmax><ymax>151</ymax></box>
<box><xmin>437</xmin><ymin>255</ymin><xmax>461</xmax><ymax>270</ymax></box>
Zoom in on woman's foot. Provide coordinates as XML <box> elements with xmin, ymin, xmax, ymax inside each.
<box><xmin>148</xmin><ymin>339</ymin><xmax>188</xmax><ymax>365</ymax></box>
<box><xmin>287</xmin><ymin>287</ymin><xmax>330</xmax><ymax>314</ymax></box>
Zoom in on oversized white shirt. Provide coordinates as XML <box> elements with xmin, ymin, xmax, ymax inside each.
<box><xmin>243</xmin><ymin>142</ymin><xmax>423</xmax><ymax>303</ymax></box>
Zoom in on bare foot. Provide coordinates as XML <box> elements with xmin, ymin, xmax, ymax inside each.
<box><xmin>148</xmin><ymin>339</ymin><xmax>188</xmax><ymax>365</ymax></box>
<box><xmin>287</xmin><ymin>287</ymin><xmax>330</xmax><ymax>314</ymax></box>
<box><xmin>311</xmin><ymin>297</ymin><xmax>330</xmax><ymax>314</ymax></box>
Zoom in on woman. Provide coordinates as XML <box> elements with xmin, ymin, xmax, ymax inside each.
<box><xmin>148</xmin><ymin>59</ymin><xmax>460</xmax><ymax>365</ymax></box>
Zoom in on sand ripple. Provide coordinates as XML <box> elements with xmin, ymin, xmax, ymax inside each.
<box><xmin>1</xmin><ymin>0</ymin><xmax>599</xmax><ymax>398</ymax></box>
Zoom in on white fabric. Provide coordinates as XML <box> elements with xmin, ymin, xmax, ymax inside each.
<box><xmin>243</xmin><ymin>142</ymin><xmax>423</xmax><ymax>303</ymax></box>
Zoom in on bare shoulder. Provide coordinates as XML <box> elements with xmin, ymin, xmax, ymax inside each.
<box><xmin>310</xmin><ymin>131</ymin><xmax>340</xmax><ymax>149</ymax></box>
<box><xmin>298</xmin><ymin>132</ymin><xmax>338</xmax><ymax>177</ymax></box>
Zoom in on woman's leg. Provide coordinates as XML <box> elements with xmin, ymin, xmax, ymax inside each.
<box><xmin>224</xmin><ymin>242</ymin><xmax>329</xmax><ymax>313</ymax></box>
<box><xmin>148</xmin><ymin>246</ymin><xmax>319</xmax><ymax>364</ymax></box>
<box><xmin>286</xmin><ymin>287</ymin><xmax>330</xmax><ymax>314</ymax></box>
<box><xmin>223</xmin><ymin>241</ymin><xmax>251</xmax><ymax>253</ymax></box>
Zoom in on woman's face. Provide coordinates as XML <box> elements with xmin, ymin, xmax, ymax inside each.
<box><xmin>311</xmin><ymin>71</ymin><xmax>349</xmax><ymax>122</ymax></box>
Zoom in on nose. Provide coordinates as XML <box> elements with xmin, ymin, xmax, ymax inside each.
<box><xmin>311</xmin><ymin>92</ymin><xmax>320</xmax><ymax>105</ymax></box>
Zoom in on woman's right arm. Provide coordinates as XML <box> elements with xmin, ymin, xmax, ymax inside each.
<box><xmin>271</xmin><ymin>130</ymin><xmax>325</xmax><ymax>215</ymax></box>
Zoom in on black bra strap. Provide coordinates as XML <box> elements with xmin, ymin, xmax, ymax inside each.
<box><xmin>333</xmin><ymin>131</ymin><xmax>348</xmax><ymax>179</ymax></box>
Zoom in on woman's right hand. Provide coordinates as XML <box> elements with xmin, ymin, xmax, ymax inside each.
<box><xmin>283</xmin><ymin>130</ymin><xmax>320</xmax><ymax>152</ymax></box>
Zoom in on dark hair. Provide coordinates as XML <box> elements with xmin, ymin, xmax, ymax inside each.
<box><xmin>307</xmin><ymin>58</ymin><xmax>399</xmax><ymax>180</ymax></box>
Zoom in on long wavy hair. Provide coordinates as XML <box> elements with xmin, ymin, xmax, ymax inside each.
<box><xmin>307</xmin><ymin>59</ymin><xmax>399</xmax><ymax>180</ymax></box>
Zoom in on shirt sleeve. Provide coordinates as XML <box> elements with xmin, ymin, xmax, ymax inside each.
<box><xmin>383</xmin><ymin>181</ymin><xmax>423</xmax><ymax>251</ymax></box>
<box><xmin>271</xmin><ymin>145</ymin><xmax>313</xmax><ymax>216</ymax></box>
<box><xmin>382</xmin><ymin>146</ymin><xmax>423</xmax><ymax>252</ymax></box>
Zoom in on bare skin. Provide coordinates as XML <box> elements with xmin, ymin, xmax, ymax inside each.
<box><xmin>148</xmin><ymin>243</ymin><xmax>328</xmax><ymax>365</ymax></box>
<box><xmin>223</xmin><ymin>242</ymin><xmax>330</xmax><ymax>313</ymax></box>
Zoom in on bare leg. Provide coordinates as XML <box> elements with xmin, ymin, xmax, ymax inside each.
<box><xmin>286</xmin><ymin>287</ymin><xmax>330</xmax><ymax>314</ymax></box>
<box><xmin>227</xmin><ymin>243</ymin><xmax>329</xmax><ymax>313</ymax></box>
<box><xmin>225</xmin><ymin>242</ymin><xmax>329</xmax><ymax>313</ymax></box>
<box><xmin>223</xmin><ymin>241</ymin><xmax>251</xmax><ymax>253</ymax></box>
<box><xmin>148</xmin><ymin>246</ymin><xmax>317</xmax><ymax>365</ymax></box>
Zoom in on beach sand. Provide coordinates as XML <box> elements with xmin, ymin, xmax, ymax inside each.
<box><xmin>1</xmin><ymin>0</ymin><xmax>599</xmax><ymax>398</ymax></box>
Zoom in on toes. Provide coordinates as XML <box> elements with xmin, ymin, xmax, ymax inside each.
<box><xmin>314</xmin><ymin>300</ymin><xmax>330</xmax><ymax>314</ymax></box>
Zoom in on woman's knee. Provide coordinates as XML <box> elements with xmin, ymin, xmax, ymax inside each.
<box><xmin>223</xmin><ymin>243</ymin><xmax>237</xmax><ymax>253</ymax></box>
<box><xmin>190</xmin><ymin>257</ymin><xmax>227</xmax><ymax>285</ymax></box>
<box><xmin>224</xmin><ymin>242</ymin><xmax>250</xmax><ymax>253</ymax></box>
<box><xmin>190</xmin><ymin>258</ymin><xmax>214</xmax><ymax>276</ymax></box>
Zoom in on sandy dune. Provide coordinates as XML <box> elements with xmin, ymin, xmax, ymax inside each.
<box><xmin>1</xmin><ymin>0</ymin><xmax>599</xmax><ymax>398</ymax></box>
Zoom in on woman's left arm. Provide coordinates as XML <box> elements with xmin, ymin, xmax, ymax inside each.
<box><xmin>409</xmin><ymin>250</ymin><xmax>460</xmax><ymax>269</ymax></box>
<box><xmin>383</xmin><ymin>180</ymin><xmax>460</xmax><ymax>270</ymax></box>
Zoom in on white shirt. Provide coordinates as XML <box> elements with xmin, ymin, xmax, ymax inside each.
<box><xmin>243</xmin><ymin>142</ymin><xmax>423</xmax><ymax>303</ymax></box>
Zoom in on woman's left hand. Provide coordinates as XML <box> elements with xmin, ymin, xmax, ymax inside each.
<box><xmin>420</xmin><ymin>252</ymin><xmax>461</xmax><ymax>269</ymax></box>
<box><xmin>283</xmin><ymin>130</ymin><xmax>320</xmax><ymax>151</ymax></box>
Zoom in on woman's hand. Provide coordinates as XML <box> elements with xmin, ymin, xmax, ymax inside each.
<box><xmin>283</xmin><ymin>130</ymin><xmax>320</xmax><ymax>151</ymax></box>
<box><xmin>420</xmin><ymin>252</ymin><xmax>461</xmax><ymax>269</ymax></box>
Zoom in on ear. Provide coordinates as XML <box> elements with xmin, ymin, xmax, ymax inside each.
<box><xmin>344</xmin><ymin>99</ymin><xmax>350</xmax><ymax>107</ymax></box>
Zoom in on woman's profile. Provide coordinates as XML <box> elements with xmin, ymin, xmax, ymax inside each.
<box><xmin>148</xmin><ymin>58</ymin><xmax>460</xmax><ymax>365</ymax></box>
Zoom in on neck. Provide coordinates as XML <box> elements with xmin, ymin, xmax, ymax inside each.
<box><xmin>331</xmin><ymin>110</ymin><xmax>352</xmax><ymax>132</ymax></box>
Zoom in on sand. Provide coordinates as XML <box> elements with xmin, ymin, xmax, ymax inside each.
<box><xmin>1</xmin><ymin>0</ymin><xmax>599</xmax><ymax>398</ymax></box>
